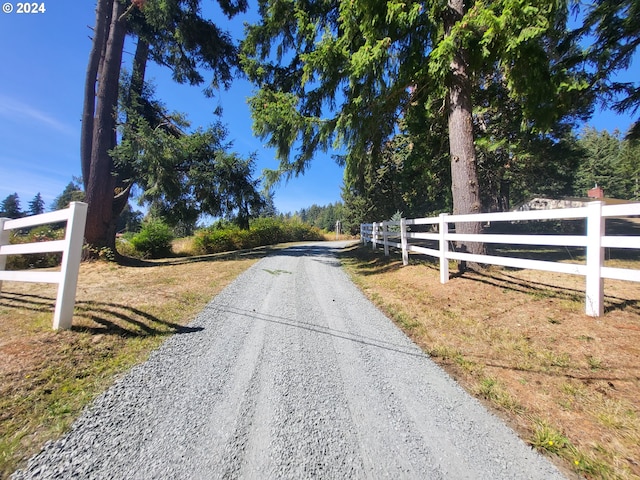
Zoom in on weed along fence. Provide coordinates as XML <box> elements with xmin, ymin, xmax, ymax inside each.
<box><xmin>361</xmin><ymin>201</ymin><xmax>640</xmax><ymax>317</ymax></box>
<box><xmin>0</xmin><ymin>202</ymin><xmax>88</xmax><ymax>330</ymax></box>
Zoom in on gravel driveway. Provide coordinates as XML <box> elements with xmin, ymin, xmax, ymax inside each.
<box><xmin>13</xmin><ymin>241</ymin><xmax>566</xmax><ymax>479</ymax></box>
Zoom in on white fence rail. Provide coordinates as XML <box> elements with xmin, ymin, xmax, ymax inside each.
<box><xmin>360</xmin><ymin>202</ymin><xmax>640</xmax><ymax>317</ymax></box>
<box><xmin>0</xmin><ymin>202</ymin><xmax>88</xmax><ymax>330</ymax></box>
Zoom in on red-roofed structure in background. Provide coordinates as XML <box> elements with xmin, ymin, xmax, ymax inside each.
<box><xmin>588</xmin><ymin>185</ymin><xmax>605</xmax><ymax>199</ymax></box>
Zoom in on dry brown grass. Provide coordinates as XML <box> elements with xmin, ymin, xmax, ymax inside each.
<box><xmin>0</xmin><ymin>249</ymin><xmax>263</xmax><ymax>478</ymax></box>
<box><xmin>340</xmin><ymin>244</ymin><xmax>640</xmax><ymax>479</ymax></box>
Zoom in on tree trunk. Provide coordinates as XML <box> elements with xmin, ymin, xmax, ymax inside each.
<box><xmin>81</xmin><ymin>0</ymin><xmax>114</xmax><ymax>187</ymax></box>
<box><xmin>83</xmin><ymin>0</ymin><xmax>127</xmax><ymax>252</ymax></box>
<box><xmin>130</xmin><ymin>37</ymin><xmax>149</xmax><ymax>103</ymax></box>
<box><xmin>112</xmin><ymin>37</ymin><xmax>150</xmax><ymax>234</ymax></box>
<box><xmin>445</xmin><ymin>0</ymin><xmax>484</xmax><ymax>271</ymax></box>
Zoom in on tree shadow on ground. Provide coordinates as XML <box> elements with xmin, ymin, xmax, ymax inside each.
<box><xmin>337</xmin><ymin>244</ymin><xmax>407</xmax><ymax>275</ymax></box>
<box><xmin>219</xmin><ymin>304</ymin><xmax>426</xmax><ymax>360</ymax></box>
<box><xmin>0</xmin><ymin>290</ymin><xmax>203</xmax><ymax>337</ymax></box>
<box><xmin>115</xmin><ymin>244</ymin><xmax>274</xmax><ymax>268</ymax></box>
<box><xmin>73</xmin><ymin>300</ymin><xmax>204</xmax><ymax>337</ymax></box>
<box><xmin>468</xmin><ymin>270</ymin><xmax>639</xmax><ymax>315</ymax></box>
<box><xmin>116</xmin><ymin>241</ymin><xmax>360</xmax><ymax>268</ymax></box>
<box><xmin>461</xmin><ymin>353</ymin><xmax>640</xmax><ymax>384</ymax></box>
<box><xmin>340</xmin><ymin>244</ymin><xmax>639</xmax><ymax>315</ymax></box>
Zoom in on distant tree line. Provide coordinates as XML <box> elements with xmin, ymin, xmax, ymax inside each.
<box><xmin>1</xmin><ymin>192</ymin><xmax>45</xmax><ymax>219</ymax></box>
<box><xmin>4</xmin><ymin>122</ymin><xmax>637</xmax><ymax>240</ymax></box>
<box><xmin>338</xmin><ymin>125</ymin><xmax>640</xmax><ymax>231</ymax></box>
<box><xmin>0</xmin><ymin>181</ymin><xmax>142</xmax><ymax>234</ymax></box>
<box><xmin>1</xmin><ymin>182</ymin><xmax>86</xmax><ymax>219</ymax></box>
<box><xmin>295</xmin><ymin>203</ymin><xmax>347</xmax><ymax>233</ymax></box>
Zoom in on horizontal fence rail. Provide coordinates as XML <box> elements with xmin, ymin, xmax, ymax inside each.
<box><xmin>0</xmin><ymin>202</ymin><xmax>88</xmax><ymax>329</ymax></box>
<box><xmin>360</xmin><ymin>201</ymin><xmax>640</xmax><ymax>317</ymax></box>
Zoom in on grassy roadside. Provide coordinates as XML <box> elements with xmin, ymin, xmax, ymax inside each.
<box><xmin>340</xmin><ymin>244</ymin><xmax>640</xmax><ymax>480</ymax></box>
<box><xmin>2</xmin><ymin>236</ymin><xmax>638</xmax><ymax>479</ymax></box>
<box><xmin>0</xmin><ymin>247</ymin><xmax>267</xmax><ymax>478</ymax></box>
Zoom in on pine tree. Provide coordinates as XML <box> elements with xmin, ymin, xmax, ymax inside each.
<box><xmin>81</xmin><ymin>0</ymin><xmax>247</xmax><ymax>254</ymax></box>
<box><xmin>578</xmin><ymin>0</ymin><xmax>640</xmax><ymax>139</ymax></box>
<box><xmin>51</xmin><ymin>181</ymin><xmax>85</xmax><ymax>211</ymax></box>
<box><xmin>1</xmin><ymin>193</ymin><xmax>23</xmax><ymax>219</ymax></box>
<box><xmin>28</xmin><ymin>192</ymin><xmax>45</xmax><ymax>216</ymax></box>
<box><xmin>242</xmin><ymin>0</ymin><xmax>590</xmax><ymax>266</ymax></box>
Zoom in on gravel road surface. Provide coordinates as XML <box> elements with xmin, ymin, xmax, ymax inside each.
<box><xmin>13</xmin><ymin>241</ymin><xmax>566</xmax><ymax>479</ymax></box>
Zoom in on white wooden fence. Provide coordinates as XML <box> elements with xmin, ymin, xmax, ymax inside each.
<box><xmin>361</xmin><ymin>201</ymin><xmax>640</xmax><ymax>317</ymax></box>
<box><xmin>0</xmin><ymin>202</ymin><xmax>88</xmax><ymax>330</ymax></box>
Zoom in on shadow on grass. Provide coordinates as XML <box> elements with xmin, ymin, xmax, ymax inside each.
<box><xmin>220</xmin><ymin>304</ymin><xmax>426</xmax><ymax>360</ymax></box>
<box><xmin>116</xmin><ymin>240</ymin><xmax>359</xmax><ymax>268</ymax></box>
<box><xmin>337</xmin><ymin>244</ymin><xmax>407</xmax><ymax>276</ymax></box>
<box><xmin>115</xmin><ymin>244</ymin><xmax>274</xmax><ymax>268</ymax></box>
<box><xmin>1</xmin><ymin>242</ymin><xmax>355</xmax><ymax>337</ymax></box>
<box><xmin>465</xmin><ymin>354</ymin><xmax>640</xmax><ymax>384</ymax></box>
<box><xmin>73</xmin><ymin>300</ymin><xmax>204</xmax><ymax>337</ymax></box>
<box><xmin>115</xmin><ymin>239</ymin><xmax>346</xmax><ymax>267</ymax></box>
<box><xmin>340</xmin><ymin>244</ymin><xmax>639</xmax><ymax>315</ymax></box>
<box><xmin>471</xmin><ymin>270</ymin><xmax>640</xmax><ymax>314</ymax></box>
<box><xmin>0</xmin><ymin>291</ymin><xmax>203</xmax><ymax>337</ymax></box>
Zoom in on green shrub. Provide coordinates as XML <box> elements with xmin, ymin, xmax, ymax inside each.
<box><xmin>193</xmin><ymin>228</ymin><xmax>237</xmax><ymax>254</ymax></box>
<box><xmin>192</xmin><ymin>218</ymin><xmax>324</xmax><ymax>255</ymax></box>
<box><xmin>233</xmin><ymin>228</ymin><xmax>261</xmax><ymax>249</ymax></box>
<box><xmin>285</xmin><ymin>220</ymin><xmax>324</xmax><ymax>241</ymax></box>
<box><xmin>115</xmin><ymin>237</ymin><xmax>138</xmax><ymax>258</ymax></box>
<box><xmin>5</xmin><ymin>226</ymin><xmax>64</xmax><ymax>270</ymax></box>
<box><xmin>250</xmin><ymin>217</ymin><xmax>285</xmax><ymax>245</ymax></box>
<box><xmin>130</xmin><ymin>219</ymin><xmax>174</xmax><ymax>258</ymax></box>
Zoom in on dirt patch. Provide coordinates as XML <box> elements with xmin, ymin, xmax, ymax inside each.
<box><xmin>341</xmin><ymin>245</ymin><xmax>640</xmax><ymax>480</ymax></box>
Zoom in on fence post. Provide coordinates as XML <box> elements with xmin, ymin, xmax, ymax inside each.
<box><xmin>400</xmin><ymin>218</ymin><xmax>408</xmax><ymax>266</ymax></box>
<box><xmin>372</xmin><ymin>222</ymin><xmax>377</xmax><ymax>250</ymax></box>
<box><xmin>0</xmin><ymin>217</ymin><xmax>9</xmax><ymax>293</ymax></box>
<box><xmin>383</xmin><ymin>221</ymin><xmax>389</xmax><ymax>256</ymax></box>
<box><xmin>439</xmin><ymin>213</ymin><xmax>449</xmax><ymax>284</ymax></box>
<box><xmin>585</xmin><ymin>201</ymin><xmax>604</xmax><ymax>317</ymax></box>
<box><xmin>52</xmin><ymin>202</ymin><xmax>88</xmax><ymax>330</ymax></box>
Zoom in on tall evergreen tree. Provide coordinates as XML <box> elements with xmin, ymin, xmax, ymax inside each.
<box><xmin>574</xmin><ymin>127</ymin><xmax>640</xmax><ymax>200</ymax></box>
<box><xmin>28</xmin><ymin>193</ymin><xmax>45</xmax><ymax>216</ymax></box>
<box><xmin>254</xmin><ymin>190</ymin><xmax>278</xmax><ymax>218</ymax></box>
<box><xmin>242</xmin><ymin>0</ymin><xmax>590</xmax><ymax>264</ymax></box>
<box><xmin>578</xmin><ymin>0</ymin><xmax>640</xmax><ymax>139</ymax></box>
<box><xmin>0</xmin><ymin>193</ymin><xmax>23</xmax><ymax>219</ymax></box>
<box><xmin>574</xmin><ymin>127</ymin><xmax>621</xmax><ymax>197</ymax></box>
<box><xmin>113</xmin><ymin>113</ymin><xmax>265</xmax><ymax>232</ymax></box>
<box><xmin>82</xmin><ymin>0</ymin><xmax>128</xmax><ymax>253</ymax></box>
<box><xmin>616</xmin><ymin>136</ymin><xmax>640</xmax><ymax>200</ymax></box>
<box><xmin>81</xmin><ymin>0</ymin><xmax>247</xmax><ymax>254</ymax></box>
<box><xmin>51</xmin><ymin>181</ymin><xmax>85</xmax><ymax>211</ymax></box>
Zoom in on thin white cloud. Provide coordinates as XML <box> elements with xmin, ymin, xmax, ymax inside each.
<box><xmin>0</xmin><ymin>95</ymin><xmax>76</xmax><ymax>136</ymax></box>
<box><xmin>0</xmin><ymin>175</ymin><xmax>67</xmax><ymax>207</ymax></box>
<box><xmin>0</xmin><ymin>156</ymin><xmax>79</xmax><ymax>206</ymax></box>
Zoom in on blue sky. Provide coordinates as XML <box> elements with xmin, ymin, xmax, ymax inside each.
<box><xmin>0</xmin><ymin>2</ymin><xmax>637</xmax><ymax>217</ymax></box>
<box><xmin>0</xmin><ymin>1</ymin><xmax>345</xmax><ymax>216</ymax></box>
